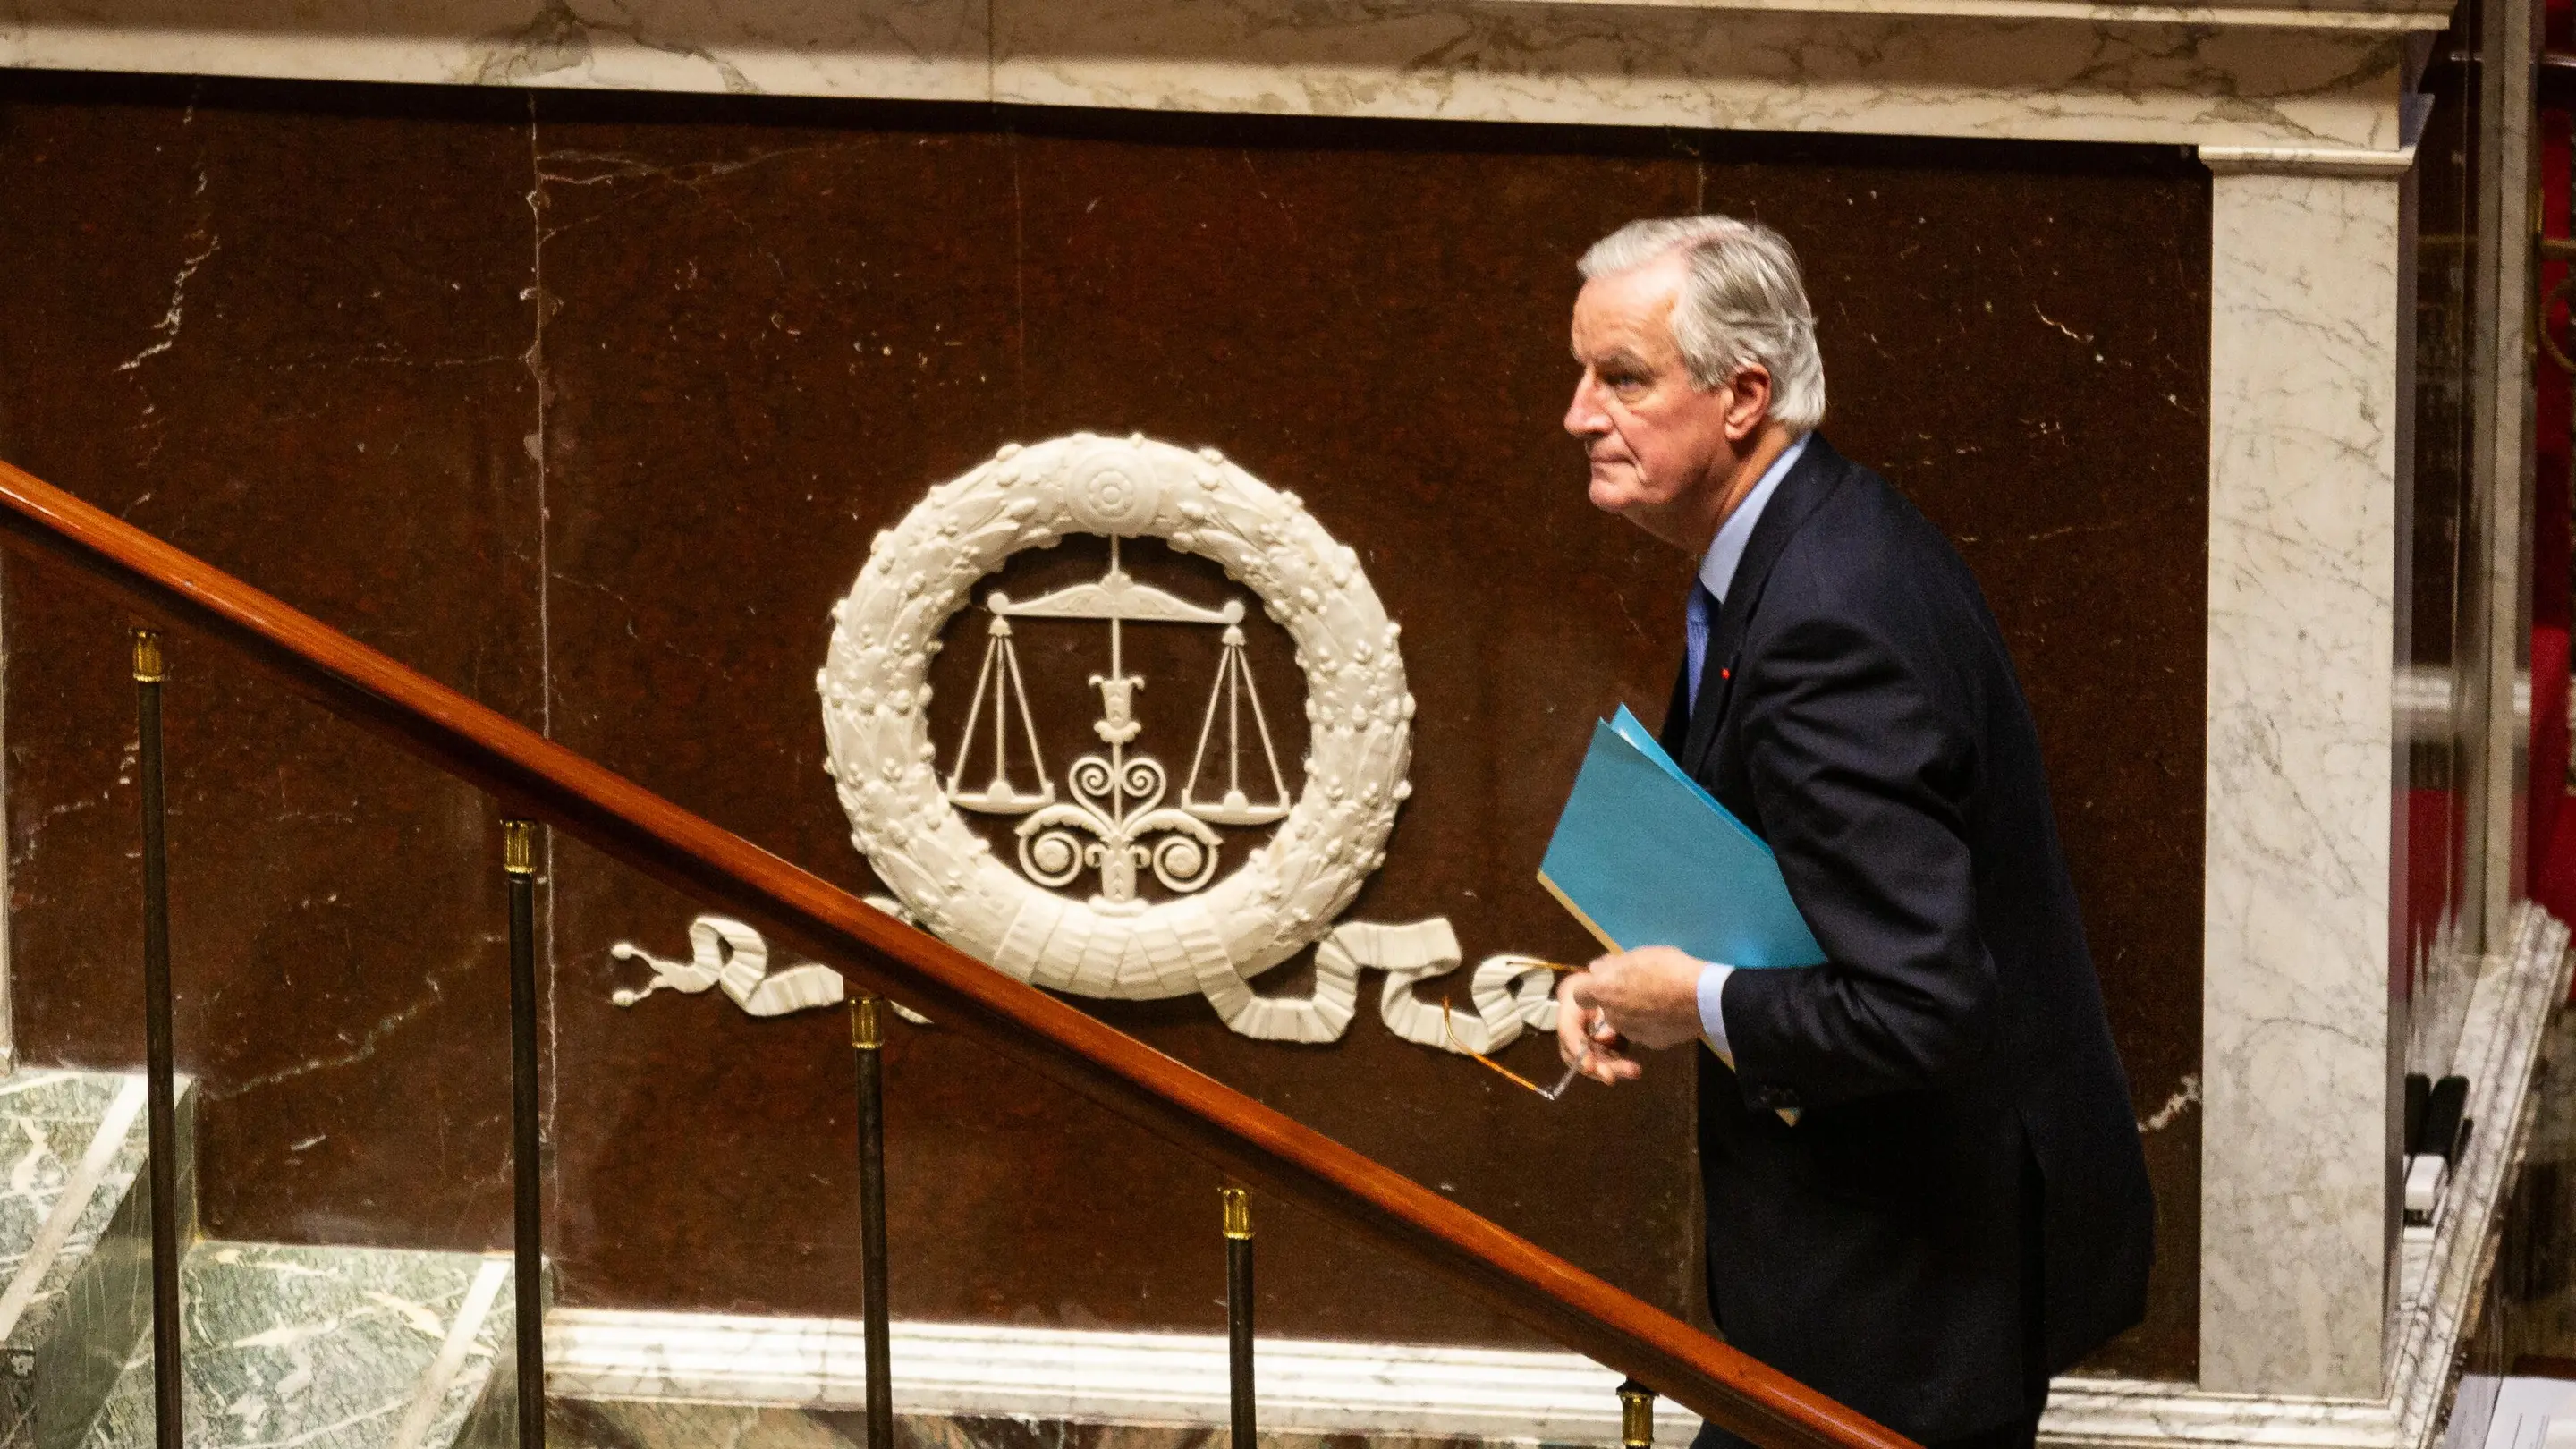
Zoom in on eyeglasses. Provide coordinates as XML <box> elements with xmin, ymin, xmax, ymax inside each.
<box><xmin>1440</xmin><ymin>977</ymin><xmax>1585</xmax><ymax>1101</ymax></box>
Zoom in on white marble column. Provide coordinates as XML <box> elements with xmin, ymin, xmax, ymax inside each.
<box><xmin>2197</xmin><ymin>146</ymin><xmax>2411</xmax><ymax>1400</ymax></box>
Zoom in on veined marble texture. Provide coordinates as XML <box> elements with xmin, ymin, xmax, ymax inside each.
<box><xmin>0</xmin><ymin>0</ymin><xmax>2419</xmax><ymax>150</ymax></box>
<box><xmin>0</xmin><ymin>0</ymin><xmax>989</xmax><ymax>101</ymax></box>
<box><xmin>549</xmin><ymin>1400</ymin><xmax>1521</xmax><ymax>1449</ymax></box>
<box><xmin>80</xmin><ymin>1242</ymin><xmax>513</xmax><ymax>1449</ymax></box>
<box><xmin>547</xmin><ymin>1312</ymin><xmax>1703</xmax><ymax>1443</ymax></box>
<box><xmin>0</xmin><ymin>1071</ymin><xmax>151</xmax><ymax>1449</ymax></box>
<box><xmin>2198</xmin><ymin>159</ymin><xmax>2405</xmax><ymax>1400</ymax></box>
<box><xmin>987</xmin><ymin>0</ymin><xmax>2411</xmax><ymax>150</ymax></box>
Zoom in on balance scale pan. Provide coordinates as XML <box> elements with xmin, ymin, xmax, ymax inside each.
<box><xmin>951</xmin><ymin>784</ymin><xmax>1056</xmax><ymax>815</ymax></box>
<box><xmin>1185</xmin><ymin>798</ymin><xmax>1290</xmax><ymax>827</ymax></box>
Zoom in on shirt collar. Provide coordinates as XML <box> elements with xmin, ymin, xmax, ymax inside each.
<box><xmin>1698</xmin><ymin>431</ymin><xmax>1810</xmax><ymax>606</ymax></box>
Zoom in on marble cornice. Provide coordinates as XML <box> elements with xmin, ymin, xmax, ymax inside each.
<box><xmin>1521</xmin><ymin>0</ymin><xmax>2444</xmax><ymax>28</ymax></box>
<box><xmin>0</xmin><ymin>0</ymin><xmax>2425</xmax><ymax>151</ymax></box>
<box><xmin>2202</xmin><ymin>141</ymin><xmax>2422</xmax><ymax>173</ymax></box>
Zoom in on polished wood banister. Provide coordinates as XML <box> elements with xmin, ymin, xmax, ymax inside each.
<box><xmin>0</xmin><ymin>455</ymin><xmax>1916</xmax><ymax>1449</ymax></box>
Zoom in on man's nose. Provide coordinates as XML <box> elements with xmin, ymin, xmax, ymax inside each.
<box><xmin>1564</xmin><ymin>373</ymin><xmax>1608</xmax><ymax>438</ymax></box>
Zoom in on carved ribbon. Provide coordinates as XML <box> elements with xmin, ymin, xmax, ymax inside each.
<box><xmin>610</xmin><ymin>916</ymin><xmax>846</xmax><ymax>1019</ymax></box>
<box><xmin>611</xmin><ymin>911</ymin><xmax>1556</xmax><ymax>1055</ymax></box>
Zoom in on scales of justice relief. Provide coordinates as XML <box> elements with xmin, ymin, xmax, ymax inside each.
<box><xmin>944</xmin><ymin>533</ymin><xmax>1288</xmax><ymax>909</ymax></box>
<box><xmin>609</xmin><ymin>432</ymin><xmax>1560</xmax><ymax>1057</ymax></box>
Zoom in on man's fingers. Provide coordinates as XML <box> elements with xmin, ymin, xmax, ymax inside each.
<box><xmin>1553</xmin><ymin>970</ymin><xmax>1648</xmax><ymax>1085</ymax></box>
<box><xmin>1581</xmin><ymin>1034</ymin><xmax>1638</xmax><ymax>1083</ymax></box>
<box><xmin>1555</xmin><ymin>971</ymin><xmax>1606</xmax><ymax>1070</ymax></box>
<box><xmin>1556</xmin><ymin>1000</ymin><xmax>1595</xmax><ymax>1070</ymax></box>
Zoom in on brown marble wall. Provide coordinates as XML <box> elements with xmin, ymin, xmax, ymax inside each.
<box><xmin>0</xmin><ymin>76</ymin><xmax>2207</xmax><ymax>1379</ymax></box>
<box><xmin>0</xmin><ymin>74</ymin><xmax>542</xmax><ymax>1249</ymax></box>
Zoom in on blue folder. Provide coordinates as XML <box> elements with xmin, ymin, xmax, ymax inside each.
<box><xmin>1537</xmin><ymin>706</ymin><xmax>1826</xmax><ymax>968</ymax></box>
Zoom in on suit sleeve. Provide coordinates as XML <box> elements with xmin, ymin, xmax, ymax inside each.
<box><xmin>1716</xmin><ymin>602</ymin><xmax>1993</xmax><ymax>1116</ymax></box>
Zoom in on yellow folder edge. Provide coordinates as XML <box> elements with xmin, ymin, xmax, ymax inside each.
<box><xmin>1535</xmin><ymin>869</ymin><xmax>1626</xmax><ymax>955</ymax></box>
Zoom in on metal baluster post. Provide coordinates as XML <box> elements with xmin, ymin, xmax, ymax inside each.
<box><xmin>132</xmin><ymin>630</ymin><xmax>183</xmax><ymax>1449</ymax></box>
<box><xmin>1224</xmin><ymin>1186</ymin><xmax>1255</xmax><ymax>1449</ymax></box>
<box><xmin>502</xmin><ymin>820</ymin><xmax>544</xmax><ymax>1449</ymax></box>
<box><xmin>852</xmin><ymin>994</ymin><xmax>894</xmax><ymax>1449</ymax></box>
<box><xmin>1617</xmin><ymin>1379</ymin><xmax>1655</xmax><ymax>1449</ymax></box>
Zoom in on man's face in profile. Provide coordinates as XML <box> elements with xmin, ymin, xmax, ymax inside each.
<box><xmin>1563</xmin><ymin>256</ymin><xmax>1741</xmax><ymax>550</ymax></box>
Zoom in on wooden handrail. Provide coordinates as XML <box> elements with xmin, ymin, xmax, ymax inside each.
<box><xmin>0</xmin><ymin>455</ymin><xmax>1915</xmax><ymax>1449</ymax></box>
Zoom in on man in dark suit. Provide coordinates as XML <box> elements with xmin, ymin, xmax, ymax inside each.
<box><xmin>1553</xmin><ymin>217</ymin><xmax>2154</xmax><ymax>1449</ymax></box>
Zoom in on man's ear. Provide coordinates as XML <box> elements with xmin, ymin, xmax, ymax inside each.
<box><xmin>1722</xmin><ymin>367</ymin><xmax>1775</xmax><ymax>442</ymax></box>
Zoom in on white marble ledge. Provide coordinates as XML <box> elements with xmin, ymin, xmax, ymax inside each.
<box><xmin>988</xmin><ymin>0</ymin><xmax>2411</xmax><ymax>150</ymax></box>
<box><xmin>2203</xmin><ymin>143</ymin><xmax>2420</xmax><ymax>174</ymax></box>
<box><xmin>547</xmin><ymin>1310</ymin><xmax>1709</xmax><ymax>1444</ymax></box>
<box><xmin>1517</xmin><ymin>0</ymin><xmax>2445</xmax><ymax>22</ymax></box>
<box><xmin>0</xmin><ymin>0</ymin><xmax>994</xmax><ymax>103</ymax></box>
<box><xmin>1</xmin><ymin>0</ymin><xmax>2420</xmax><ymax>151</ymax></box>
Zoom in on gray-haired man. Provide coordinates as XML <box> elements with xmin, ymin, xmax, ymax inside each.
<box><xmin>1552</xmin><ymin>216</ymin><xmax>2154</xmax><ymax>1449</ymax></box>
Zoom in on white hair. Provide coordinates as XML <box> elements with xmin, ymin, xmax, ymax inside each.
<box><xmin>1578</xmin><ymin>216</ymin><xmax>1826</xmax><ymax>431</ymax></box>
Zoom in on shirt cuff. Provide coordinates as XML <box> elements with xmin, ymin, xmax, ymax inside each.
<box><xmin>1696</xmin><ymin>962</ymin><xmax>1736</xmax><ymax>1068</ymax></box>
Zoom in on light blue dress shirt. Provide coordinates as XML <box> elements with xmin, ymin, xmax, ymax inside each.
<box><xmin>1690</xmin><ymin>432</ymin><xmax>1809</xmax><ymax>1063</ymax></box>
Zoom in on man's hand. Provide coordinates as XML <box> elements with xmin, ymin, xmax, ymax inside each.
<box><xmin>1555</xmin><ymin>945</ymin><xmax>1710</xmax><ymax>1085</ymax></box>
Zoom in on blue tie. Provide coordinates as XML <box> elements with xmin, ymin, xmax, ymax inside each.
<box><xmin>1685</xmin><ymin>580</ymin><xmax>1721</xmax><ymax>710</ymax></box>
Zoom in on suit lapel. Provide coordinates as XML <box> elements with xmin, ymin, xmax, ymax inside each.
<box><xmin>1678</xmin><ymin>435</ymin><xmax>1849</xmax><ymax>776</ymax></box>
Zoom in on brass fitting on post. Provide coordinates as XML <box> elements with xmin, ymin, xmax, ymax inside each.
<box><xmin>1221</xmin><ymin>1186</ymin><xmax>1252</xmax><ymax>1241</ymax></box>
<box><xmin>1617</xmin><ymin>1380</ymin><xmax>1655</xmax><ymax>1448</ymax></box>
<box><xmin>852</xmin><ymin>993</ymin><xmax>883</xmax><ymax>1050</ymax></box>
<box><xmin>501</xmin><ymin>819</ymin><xmax>536</xmax><ymax>877</ymax></box>
<box><xmin>131</xmin><ymin>630</ymin><xmax>165</xmax><ymax>683</ymax></box>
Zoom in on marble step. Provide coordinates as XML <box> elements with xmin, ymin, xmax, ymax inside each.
<box><xmin>77</xmin><ymin>1240</ymin><xmax>519</xmax><ymax>1449</ymax></box>
<box><xmin>0</xmin><ymin>1069</ymin><xmax>187</xmax><ymax>1449</ymax></box>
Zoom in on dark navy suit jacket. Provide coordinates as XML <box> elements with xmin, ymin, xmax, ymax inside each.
<box><xmin>1661</xmin><ymin>435</ymin><xmax>2154</xmax><ymax>1439</ymax></box>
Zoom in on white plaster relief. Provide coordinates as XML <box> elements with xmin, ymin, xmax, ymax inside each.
<box><xmin>611</xmin><ymin>916</ymin><xmax>847</xmax><ymax>1018</ymax></box>
<box><xmin>819</xmin><ymin>435</ymin><xmax>1416</xmax><ymax>1011</ymax></box>
<box><xmin>613</xmin><ymin>434</ymin><xmax>1561</xmax><ymax>1057</ymax></box>
<box><xmin>0</xmin><ymin>0</ymin><xmax>2420</xmax><ymax>150</ymax></box>
<box><xmin>2199</xmin><ymin>159</ymin><xmax>2405</xmax><ymax>1400</ymax></box>
<box><xmin>609</xmin><ymin>910</ymin><xmax>1562</xmax><ymax>1051</ymax></box>
<box><xmin>940</xmin><ymin>535</ymin><xmax>1284</xmax><ymax>910</ymax></box>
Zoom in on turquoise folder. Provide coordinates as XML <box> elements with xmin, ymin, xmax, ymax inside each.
<box><xmin>1537</xmin><ymin>706</ymin><xmax>1826</xmax><ymax>968</ymax></box>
